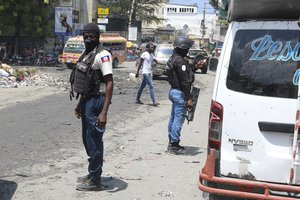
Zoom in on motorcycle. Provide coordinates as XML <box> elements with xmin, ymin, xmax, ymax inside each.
<box><xmin>42</xmin><ymin>54</ymin><xmax>59</xmax><ymax>66</ymax></box>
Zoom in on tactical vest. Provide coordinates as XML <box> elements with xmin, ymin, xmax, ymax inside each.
<box><xmin>69</xmin><ymin>47</ymin><xmax>104</xmax><ymax>100</ymax></box>
<box><xmin>166</xmin><ymin>54</ymin><xmax>194</xmax><ymax>89</ymax></box>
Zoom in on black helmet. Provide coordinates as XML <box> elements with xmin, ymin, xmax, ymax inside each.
<box><xmin>174</xmin><ymin>37</ymin><xmax>193</xmax><ymax>50</ymax></box>
<box><xmin>83</xmin><ymin>23</ymin><xmax>100</xmax><ymax>37</ymax></box>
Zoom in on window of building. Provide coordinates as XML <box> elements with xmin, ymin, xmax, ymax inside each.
<box><xmin>167</xmin><ymin>7</ymin><xmax>177</xmax><ymax>13</ymax></box>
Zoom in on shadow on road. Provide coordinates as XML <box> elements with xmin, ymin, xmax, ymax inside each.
<box><xmin>184</xmin><ymin>146</ymin><xmax>203</xmax><ymax>156</ymax></box>
<box><xmin>105</xmin><ymin>177</ymin><xmax>128</xmax><ymax>193</ymax></box>
<box><xmin>0</xmin><ymin>179</ymin><xmax>18</xmax><ymax>200</ymax></box>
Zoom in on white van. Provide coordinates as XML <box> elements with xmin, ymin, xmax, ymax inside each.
<box><xmin>198</xmin><ymin>0</ymin><xmax>300</xmax><ymax>199</ymax></box>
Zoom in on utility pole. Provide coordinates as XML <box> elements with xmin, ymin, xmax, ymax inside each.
<box><xmin>129</xmin><ymin>0</ymin><xmax>136</xmax><ymax>27</ymax></box>
<box><xmin>201</xmin><ymin>2</ymin><xmax>206</xmax><ymax>39</ymax></box>
<box><xmin>128</xmin><ymin>0</ymin><xmax>137</xmax><ymax>41</ymax></box>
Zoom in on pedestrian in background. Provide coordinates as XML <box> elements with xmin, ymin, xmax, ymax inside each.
<box><xmin>74</xmin><ymin>22</ymin><xmax>113</xmax><ymax>191</ymax></box>
<box><xmin>166</xmin><ymin>37</ymin><xmax>205</xmax><ymax>154</ymax></box>
<box><xmin>135</xmin><ymin>43</ymin><xmax>160</xmax><ymax>107</ymax></box>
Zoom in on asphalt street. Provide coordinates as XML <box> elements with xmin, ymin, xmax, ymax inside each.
<box><xmin>0</xmin><ymin>62</ymin><xmax>215</xmax><ymax>200</ymax></box>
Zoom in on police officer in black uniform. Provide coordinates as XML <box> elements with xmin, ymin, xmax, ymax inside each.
<box><xmin>166</xmin><ymin>37</ymin><xmax>204</xmax><ymax>154</ymax></box>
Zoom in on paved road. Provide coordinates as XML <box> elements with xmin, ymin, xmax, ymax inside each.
<box><xmin>0</xmin><ymin>62</ymin><xmax>215</xmax><ymax>200</ymax></box>
<box><xmin>0</xmin><ymin>62</ymin><xmax>155</xmax><ymax>178</ymax></box>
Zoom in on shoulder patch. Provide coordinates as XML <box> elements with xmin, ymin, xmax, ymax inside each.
<box><xmin>101</xmin><ymin>55</ymin><xmax>110</xmax><ymax>63</ymax></box>
<box><xmin>182</xmin><ymin>65</ymin><xmax>186</xmax><ymax>71</ymax></box>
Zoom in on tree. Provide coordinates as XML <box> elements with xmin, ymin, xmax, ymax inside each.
<box><xmin>209</xmin><ymin>0</ymin><xmax>229</xmax><ymax>27</ymax></box>
<box><xmin>99</xmin><ymin>0</ymin><xmax>167</xmax><ymax>25</ymax></box>
<box><xmin>0</xmin><ymin>0</ymin><xmax>58</xmax><ymax>55</ymax></box>
<box><xmin>209</xmin><ymin>0</ymin><xmax>218</xmax><ymax>11</ymax></box>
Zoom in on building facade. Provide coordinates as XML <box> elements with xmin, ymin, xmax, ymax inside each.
<box><xmin>142</xmin><ymin>3</ymin><xmax>220</xmax><ymax>45</ymax></box>
<box><xmin>164</xmin><ymin>3</ymin><xmax>218</xmax><ymax>41</ymax></box>
<box><xmin>141</xmin><ymin>3</ymin><xmax>166</xmax><ymax>42</ymax></box>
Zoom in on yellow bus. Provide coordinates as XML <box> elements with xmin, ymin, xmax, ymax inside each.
<box><xmin>59</xmin><ymin>33</ymin><xmax>127</xmax><ymax>68</ymax></box>
<box><xmin>100</xmin><ymin>33</ymin><xmax>127</xmax><ymax>68</ymax></box>
<box><xmin>59</xmin><ymin>36</ymin><xmax>84</xmax><ymax>69</ymax></box>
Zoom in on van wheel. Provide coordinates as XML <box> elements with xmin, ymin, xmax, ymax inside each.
<box><xmin>113</xmin><ymin>58</ymin><xmax>119</xmax><ymax>68</ymax></box>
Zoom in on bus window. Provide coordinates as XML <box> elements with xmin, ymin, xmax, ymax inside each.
<box><xmin>101</xmin><ymin>42</ymin><xmax>127</xmax><ymax>68</ymax></box>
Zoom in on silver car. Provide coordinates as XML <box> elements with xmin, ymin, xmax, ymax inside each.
<box><xmin>152</xmin><ymin>43</ymin><xmax>174</xmax><ymax>79</ymax></box>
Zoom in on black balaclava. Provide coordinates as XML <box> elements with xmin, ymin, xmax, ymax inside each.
<box><xmin>82</xmin><ymin>23</ymin><xmax>100</xmax><ymax>53</ymax></box>
<box><xmin>175</xmin><ymin>47</ymin><xmax>189</xmax><ymax>57</ymax></box>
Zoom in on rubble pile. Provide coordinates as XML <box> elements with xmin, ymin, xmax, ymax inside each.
<box><xmin>0</xmin><ymin>63</ymin><xmax>69</xmax><ymax>90</ymax></box>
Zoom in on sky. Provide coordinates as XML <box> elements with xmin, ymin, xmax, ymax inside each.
<box><xmin>169</xmin><ymin>0</ymin><xmax>216</xmax><ymax>14</ymax></box>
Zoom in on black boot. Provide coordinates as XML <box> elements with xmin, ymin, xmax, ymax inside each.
<box><xmin>76</xmin><ymin>179</ymin><xmax>102</xmax><ymax>191</ymax></box>
<box><xmin>169</xmin><ymin>142</ymin><xmax>186</xmax><ymax>155</ymax></box>
<box><xmin>77</xmin><ymin>175</ymin><xmax>91</xmax><ymax>184</ymax></box>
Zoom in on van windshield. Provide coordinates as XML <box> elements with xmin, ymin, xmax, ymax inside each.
<box><xmin>64</xmin><ymin>42</ymin><xmax>85</xmax><ymax>53</ymax></box>
<box><xmin>227</xmin><ymin>30</ymin><xmax>300</xmax><ymax>99</ymax></box>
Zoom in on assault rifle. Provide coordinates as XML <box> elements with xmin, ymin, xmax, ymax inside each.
<box><xmin>186</xmin><ymin>86</ymin><xmax>200</xmax><ymax>124</ymax></box>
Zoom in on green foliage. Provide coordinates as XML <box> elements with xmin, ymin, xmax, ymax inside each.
<box><xmin>100</xmin><ymin>0</ymin><xmax>167</xmax><ymax>23</ymax></box>
<box><xmin>216</xmin><ymin>19</ymin><xmax>229</xmax><ymax>27</ymax></box>
<box><xmin>209</xmin><ymin>0</ymin><xmax>218</xmax><ymax>11</ymax></box>
<box><xmin>0</xmin><ymin>0</ymin><xmax>58</xmax><ymax>37</ymax></box>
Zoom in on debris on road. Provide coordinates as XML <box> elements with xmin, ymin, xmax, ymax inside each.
<box><xmin>0</xmin><ymin>63</ymin><xmax>69</xmax><ymax>90</ymax></box>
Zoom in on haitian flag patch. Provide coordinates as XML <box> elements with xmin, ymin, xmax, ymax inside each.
<box><xmin>101</xmin><ymin>55</ymin><xmax>110</xmax><ymax>63</ymax></box>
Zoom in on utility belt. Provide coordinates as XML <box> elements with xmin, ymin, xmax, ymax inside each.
<box><xmin>81</xmin><ymin>92</ymin><xmax>105</xmax><ymax>100</ymax></box>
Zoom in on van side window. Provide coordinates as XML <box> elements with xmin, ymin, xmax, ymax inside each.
<box><xmin>226</xmin><ymin>30</ymin><xmax>299</xmax><ymax>99</ymax></box>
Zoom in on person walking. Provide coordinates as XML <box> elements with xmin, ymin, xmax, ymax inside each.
<box><xmin>73</xmin><ymin>23</ymin><xmax>113</xmax><ymax>191</ymax></box>
<box><xmin>135</xmin><ymin>43</ymin><xmax>159</xmax><ymax>107</ymax></box>
<box><xmin>166</xmin><ymin>37</ymin><xmax>205</xmax><ymax>155</ymax></box>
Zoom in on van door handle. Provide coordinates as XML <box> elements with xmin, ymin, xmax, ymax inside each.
<box><xmin>258</xmin><ymin>122</ymin><xmax>294</xmax><ymax>134</ymax></box>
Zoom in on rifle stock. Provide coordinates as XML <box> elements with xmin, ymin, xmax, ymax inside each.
<box><xmin>186</xmin><ymin>86</ymin><xmax>200</xmax><ymax>124</ymax></box>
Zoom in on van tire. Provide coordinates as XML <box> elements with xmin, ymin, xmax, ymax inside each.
<box><xmin>113</xmin><ymin>58</ymin><xmax>119</xmax><ymax>68</ymax></box>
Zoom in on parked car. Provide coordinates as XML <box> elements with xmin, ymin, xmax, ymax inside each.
<box><xmin>198</xmin><ymin>0</ymin><xmax>300</xmax><ymax>200</ymax></box>
<box><xmin>152</xmin><ymin>43</ymin><xmax>174</xmax><ymax>79</ymax></box>
<box><xmin>187</xmin><ymin>48</ymin><xmax>210</xmax><ymax>74</ymax></box>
